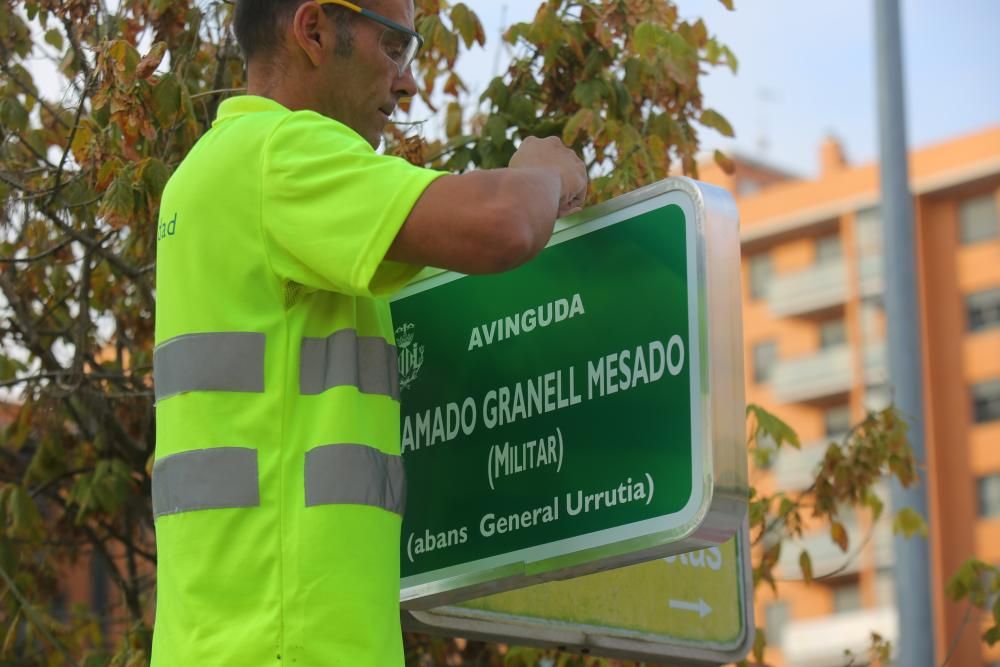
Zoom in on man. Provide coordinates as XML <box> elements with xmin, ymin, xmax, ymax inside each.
<box><xmin>150</xmin><ymin>0</ymin><xmax>587</xmax><ymax>664</ymax></box>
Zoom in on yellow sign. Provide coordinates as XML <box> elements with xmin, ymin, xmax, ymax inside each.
<box><xmin>462</xmin><ymin>536</ymin><xmax>742</xmax><ymax>644</ymax></box>
<box><xmin>404</xmin><ymin>526</ymin><xmax>752</xmax><ymax>665</ymax></box>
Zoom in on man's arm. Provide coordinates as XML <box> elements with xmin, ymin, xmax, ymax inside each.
<box><xmin>386</xmin><ymin>137</ymin><xmax>587</xmax><ymax>275</ymax></box>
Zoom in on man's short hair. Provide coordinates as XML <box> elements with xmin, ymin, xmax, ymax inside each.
<box><xmin>234</xmin><ymin>0</ymin><xmax>360</xmax><ymax>61</ymax></box>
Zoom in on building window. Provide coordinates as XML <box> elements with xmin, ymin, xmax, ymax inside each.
<box><xmin>825</xmin><ymin>404</ymin><xmax>852</xmax><ymax>436</ymax></box>
<box><xmin>820</xmin><ymin>319</ymin><xmax>847</xmax><ymax>348</ymax></box>
<box><xmin>748</xmin><ymin>253</ymin><xmax>772</xmax><ymax>300</ymax></box>
<box><xmin>753</xmin><ymin>340</ymin><xmax>778</xmax><ymax>384</ymax></box>
<box><xmin>831</xmin><ymin>579</ymin><xmax>862</xmax><ymax>614</ymax></box>
<box><xmin>855</xmin><ymin>208</ymin><xmax>882</xmax><ymax>256</ymax></box>
<box><xmin>978</xmin><ymin>474</ymin><xmax>1000</xmax><ymax>518</ymax></box>
<box><xmin>764</xmin><ymin>601</ymin><xmax>790</xmax><ymax>645</ymax></box>
<box><xmin>959</xmin><ymin>194</ymin><xmax>999</xmax><ymax>245</ymax></box>
<box><xmin>973</xmin><ymin>379</ymin><xmax>1000</xmax><ymax>423</ymax></box>
<box><xmin>816</xmin><ymin>234</ymin><xmax>842</xmax><ymax>264</ymax></box>
<box><xmin>967</xmin><ymin>287</ymin><xmax>1000</xmax><ymax>333</ymax></box>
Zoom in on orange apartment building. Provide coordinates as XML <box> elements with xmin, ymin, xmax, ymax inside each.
<box><xmin>702</xmin><ymin>125</ymin><xmax>1000</xmax><ymax>666</ymax></box>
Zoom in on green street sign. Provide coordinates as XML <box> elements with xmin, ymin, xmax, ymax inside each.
<box><xmin>404</xmin><ymin>522</ymin><xmax>754</xmax><ymax>666</ymax></box>
<box><xmin>392</xmin><ymin>178</ymin><xmax>747</xmax><ymax>608</ymax></box>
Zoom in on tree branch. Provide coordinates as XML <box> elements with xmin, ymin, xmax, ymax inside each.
<box><xmin>45</xmin><ymin>73</ymin><xmax>94</xmax><ymax>211</ymax></box>
<box><xmin>35</xmin><ymin>207</ymin><xmax>154</xmax><ymax>307</ymax></box>
<box><xmin>0</xmin><ymin>236</ymin><xmax>74</xmax><ymax>263</ymax></box>
<box><xmin>0</xmin><ymin>563</ymin><xmax>79</xmax><ymax>666</ymax></box>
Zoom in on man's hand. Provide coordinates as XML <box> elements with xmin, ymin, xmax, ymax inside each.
<box><xmin>509</xmin><ymin>136</ymin><xmax>589</xmax><ymax>217</ymax></box>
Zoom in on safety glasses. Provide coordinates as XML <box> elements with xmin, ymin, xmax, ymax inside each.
<box><xmin>317</xmin><ymin>0</ymin><xmax>423</xmax><ymax>76</ymax></box>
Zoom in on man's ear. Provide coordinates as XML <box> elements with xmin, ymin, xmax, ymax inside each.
<box><xmin>289</xmin><ymin>2</ymin><xmax>331</xmax><ymax>66</ymax></box>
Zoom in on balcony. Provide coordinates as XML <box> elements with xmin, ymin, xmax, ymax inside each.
<box><xmin>768</xmin><ymin>261</ymin><xmax>848</xmax><ymax>317</ymax></box>
<box><xmin>782</xmin><ymin>607</ymin><xmax>898</xmax><ymax>667</ymax></box>
<box><xmin>772</xmin><ymin>345</ymin><xmax>853</xmax><ymax>403</ymax></box>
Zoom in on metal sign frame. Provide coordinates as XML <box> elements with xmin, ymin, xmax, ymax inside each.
<box><xmin>403</xmin><ymin>521</ymin><xmax>755</xmax><ymax>666</ymax></box>
<box><xmin>393</xmin><ymin>177</ymin><xmax>747</xmax><ymax>608</ymax></box>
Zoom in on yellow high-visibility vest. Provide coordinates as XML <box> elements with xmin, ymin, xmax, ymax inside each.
<box><xmin>152</xmin><ymin>95</ymin><xmax>443</xmax><ymax>666</ymax></box>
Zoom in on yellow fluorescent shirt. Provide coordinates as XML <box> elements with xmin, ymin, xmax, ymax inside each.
<box><xmin>151</xmin><ymin>95</ymin><xmax>444</xmax><ymax>666</ymax></box>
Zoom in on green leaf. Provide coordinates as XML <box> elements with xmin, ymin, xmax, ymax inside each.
<box><xmin>105</xmin><ymin>39</ymin><xmax>141</xmax><ymax>81</ymax></box>
<box><xmin>892</xmin><ymin>507</ymin><xmax>928</xmax><ymax>538</ymax></box>
<box><xmin>633</xmin><ymin>21</ymin><xmax>670</xmax><ymax>55</ymax></box>
<box><xmin>572</xmin><ymin>79</ymin><xmax>606</xmax><ymax>108</ymax></box>
<box><xmin>139</xmin><ymin>158</ymin><xmax>171</xmax><ymax>199</ymax></box>
<box><xmin>562</xmin><ymin>108</ymin><xmax>594</xmax><ymax>145</ymax></box>
<box><xmin>0</xmin><ymin>98</ymin><xmax>29</xmax><ymax>132</ymax></box>
<box><xmin>100</xmin><ymin>174</ymin><xmax>135</xmax><ymax>219</ymax></box>
<box><xmin>799</xmin><ymin>549</ymin><xmax>813</xmax><ymax>584</ymax></box>
<box><xmin>151</xmin><ymin>73</ymin><xmax>182</xmax><ymax>124</ymax></box>
<box><xmin>700</xmin><ymin>108</ymin><xmax>734</xmax><ymax>137</ymax></box>
<box><xmin>718</xmin><ymin>0</ymin><xmax>735</xmax><ymax>9</ymax></box>
<box><xmin>983</xmin><ymin>625</ymin><xmax>1000</xmax><ymax>646</ymax></box>
<box><xmin>722</xmin><ymin>45</ymin><xmax>740</xmax><ymax>73</ymax></box>
<box><xmin>865</xmin><ymin>488</ymin><xmax>885</xmax><ymax>521</ymax></box>
<box><xmin>444</xmin><ymin>102</ymin><xmax>462</xmax><ymax>138</ymax></box>
<box><xmin>8</xmin><ymin>485</ymin><xmax>43</xmax><ymax>539</ymax></box>
<box><xmin>0</xmin><ymin>537</ymin><xmax>17</xmax><ymax>581</ymax></box>
<box><xmin>747</xmin><ymin>404</ymin><xmax>801</xmax><ymax>449</ymax></box>
<box><xmin>714</xmin><ymin>149</ymin><xmax>735</xmax><ymax>174</ymax></box>
<box><xmin>483</xmin><ymin>114</ymin><xmax>507</xmax><ymax>148</ymax></box>
<box><xmin>508</xmin><ymin>95</ymin><xmax>535</xmax><ymax>127</ymax></box>
<box><xmin>4</xmin><ymin>402</ymin><xmax>31</xmax><ymax>452</ymax></box>
<box><xmin>44</xmin><ymin>28</ymin><xmax>63</xmax><ymax>51</ymax></box>
<box><xmin>82</xmin><ymin>654</ymin><xmax>112</xmax><ymax>667</ymax></box>
<box><xmin>830</xmin><ymin>521</ymin><xmax>849</xmax><ymax>551</ymax></box>
<box><xmin>778</xmin><ymin>496</ymin><xmax>795</xmax><ymax>518</ymax></box>
<box><xmin>25</xmin><ymin>435</ymin><xmax>66</xmax><ymax>486</ymax></box>
<box><xmin>481</xmin><ymin>76</ymin><xmax>509</xmax><ymax>108</ymax></box>
<box><xmin>449</xmin><ymin>3</ymin><xmax>484</xmax><ymax>48</ymax></box>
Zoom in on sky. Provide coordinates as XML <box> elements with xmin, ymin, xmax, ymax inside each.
<box><xmin>448</xmin><ymin>0</ymin><xmax>1000</xmax><ymax>178</ymax></box>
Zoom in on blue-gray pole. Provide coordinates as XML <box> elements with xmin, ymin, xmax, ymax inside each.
<box><xmin>874</xmin><ymin>0</ymin><xmax>936</xmax><ymax>664</ymax></box>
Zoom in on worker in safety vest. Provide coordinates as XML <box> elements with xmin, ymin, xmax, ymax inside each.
<box><xmin>150</xmin><ymin>0</ymin><xmax>587</xmax><ymax>664</ymax></box>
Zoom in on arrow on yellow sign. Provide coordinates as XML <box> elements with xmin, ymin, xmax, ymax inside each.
<box><xmin>669</xmin><ymin>597</ymin><xmax>712</xmax><ymax>618</ymax></box>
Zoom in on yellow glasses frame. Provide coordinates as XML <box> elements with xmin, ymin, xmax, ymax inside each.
<box><xmin>316</xmin><ymin>0</ymin><xmax>424</xmax><ymax>75</ymax></box>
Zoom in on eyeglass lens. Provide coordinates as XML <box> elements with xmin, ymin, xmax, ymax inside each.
<box><xmin>379</xmin><ymin>29</ymin><xmax>419</xmax><ymax>74</ymax></box>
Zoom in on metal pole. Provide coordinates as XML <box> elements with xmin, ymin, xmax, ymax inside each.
<box><xmin>874</xmin><ymin>1</ymin><xmax>936</xmax><ymax>665</ymax></box>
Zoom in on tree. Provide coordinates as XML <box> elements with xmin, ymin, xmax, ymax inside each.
<box><xmin>0</xmin><ymin>1</ymin><xmax>990</xmax><ymax>665</ymax></box>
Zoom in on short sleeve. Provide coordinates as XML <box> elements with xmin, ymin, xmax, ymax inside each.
<box><xmin>260</xmin><ymin>111</ymin><xmax>445</xmax><ymax>297</ymax></box>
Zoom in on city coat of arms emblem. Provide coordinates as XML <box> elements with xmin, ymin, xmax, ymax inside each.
<box><xmin>395</xmin><ymin>323</ymin><xmax>424</xmax><ymax>391</ymax></box>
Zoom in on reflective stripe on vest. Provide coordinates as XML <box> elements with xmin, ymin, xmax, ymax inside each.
<box><xmin>300</xmin><ymin>329</ymin><xmax>400</xmax><ymax>400</ymax></box>
<box><xmin>152</xmin><ymin>447</ymin><xmax>260</xmax><ymax>518</ymax></box>
<box><xmin>304</xmin><ymin>444</ymin><xmax>406</xmax><ymax>516</ymax></box>
<box><xmin>154</xmin><ymin>332</ymin><xmax>265</xmax><ymax>402</ymax></box>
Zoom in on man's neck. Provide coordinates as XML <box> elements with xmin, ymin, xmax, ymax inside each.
<box><xmin>246</xmin><ymin>62</ymin><xmax>318</xmax><ymax>114</ymax></box>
